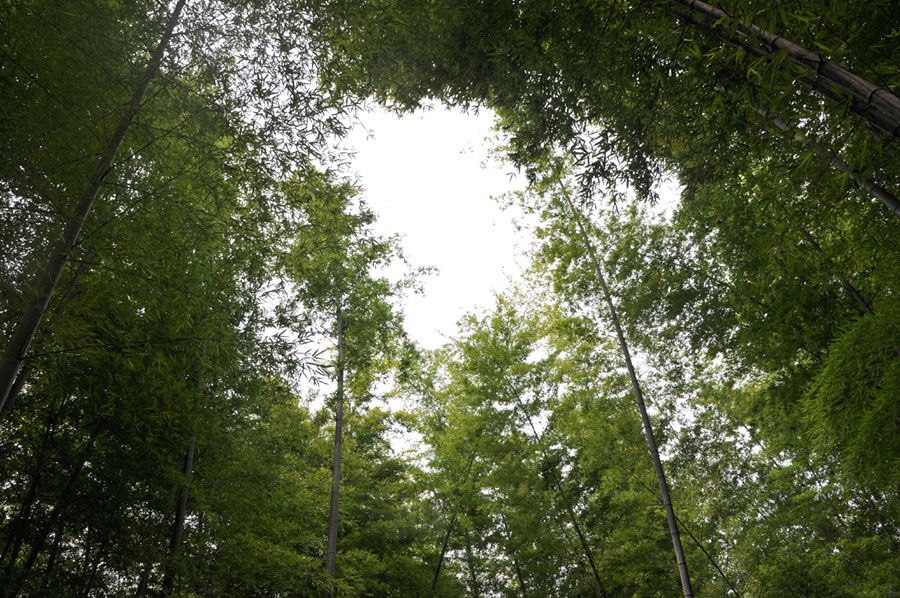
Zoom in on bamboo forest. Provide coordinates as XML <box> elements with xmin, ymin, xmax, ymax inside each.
<box><xmin>3</xmin><ymin>1</ymin><xmax>900</xmax><ymax>596</ymax></box>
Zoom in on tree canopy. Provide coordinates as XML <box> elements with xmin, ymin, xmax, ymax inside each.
<box><xmin>1</xmin><ymin>0</ymin><xmax>899</xmax><ymax>596</ymax></box>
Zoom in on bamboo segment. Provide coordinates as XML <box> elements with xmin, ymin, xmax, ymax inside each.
<box><xmin>675</xmin><ymin>0</ymin><xmax>900</xmax><ymax>137</ymax></box>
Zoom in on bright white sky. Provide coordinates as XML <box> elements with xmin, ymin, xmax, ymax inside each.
<box><xmin>343</xmin><ymin>106</ymin><xmax>532</xmax><ymax>350</ymax></box>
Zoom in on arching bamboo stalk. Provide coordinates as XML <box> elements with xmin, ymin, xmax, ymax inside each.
<box><xmin>559</xmin><ymin>185</ymin><xmax>694</xmax><ymax>598</ymax></box>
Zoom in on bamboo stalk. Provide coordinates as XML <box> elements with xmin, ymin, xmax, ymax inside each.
<box><xmin>751</xmin><ymin>105</ymin><xmax>900</xmax><ymax>218</ymax></box>
<box><xmin>0</xmin><ymin>0</ymin><xmax>188</xmax><ymax>412</ymax></box>
<box><xmin>560</xmin><ymin>186</ymin><xmax>694</xmax><ymax>598</ymax></box>
<box><xmin>430</xmin><ymin>453</ymin><xmax>476</xmax><ymax>596</ymax></box>
<box><xmin>325</xmin><ymin>306</ymin><xmax>345</xmax><ymax>595</ymax></box>
<box><xmin>674</xmin><ymin>0</ymin><xmax>900</xmax><ymax>137</ymax></box>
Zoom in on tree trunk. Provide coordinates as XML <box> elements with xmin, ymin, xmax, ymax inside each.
<box><xmin>77</xmin><ymin>526</ymin><xmax>111</xmax><ymax>598</ymax></box>
<box><xmin>561</xmin><ymin>187</ymin><xmax>694</xmax><ymax>598</ymax></box>
<box><xmin>36</xmin><ymin>528</ymin><xmax>62</xmax><ymax>596</ymax></box>
<box><xmin>429</xmin><ymin>452</ymin><xmax>476</xmax><ymax>597</ymax></box>
<box><xmin>134</xmin><ymin>560</ymin><xmax>152</xmax><ymax>598</ymax></box>
<box><xmin>1</xmin><ymin>405</ymin><xmax>58</xmax><ymax>583</ymax></box>
<box><xmin>1</xmin><ymin>249</ymin><xmax>95</xmax><ymax>423</ymax></box>
<box><xmin>795</xmin><ymin>228</ymin><xmax>875</xmax><ymax>316</ymax></box>
<box><xmin>673</xmin><ymin>0</ymin><xmax>900</xmax><ymax>138</ymax></box>
<box><xmin>162</xmin><ymin>364</ymin><xmax>206</xmax><ymax>597</ymax></box>
<box><xmin>161</xmin><ymin>430</ymin><xmax>197</xmax><ymax>595</ymax></box>
<box><xmin>0</xmin><ymin>0</ymin><xmax>187</xmax><ymax>412</ymax></box>
<box><xmin>81</xmin><ymin>557</ymin><xmax>103</xmax><ymax>598</ymax></box>
<box><xmin>747</xmin><ymin>104</ymin><xmax>900</xmax><ymax>323</ymax></box>
<box><xmin>512</xmin><ymin>556</ymin><xmax>529</xmax><ymax>598</ymax></box>
<box><xmin>508</xmin><ymin>390</ymin><xmax>608</xmax><ymax>598</ymax></box>
<box><xmin>550</xmin><ymin>477</ymin><xmax>607</xmax><ymax>598</ymax></box>
<box><xmin>325</xmin><ymin>306</ymin><xmax>345</xmax><ymax>595</ymax></box>
<box><xmin>463</xmin><ymin>529</ymin><xmax>481</xmax><ymax>598</ymax></box>
<box><xmin>430</xmin><ymin>511</ymin><xmax>458</xmax><ymax>597</ymax></box>
<box><xmin>499</xmin><ymin>515</ymin><xmax>529</xmax><ymax>598</ymax></box>
<box><xmin>670</xmin><ymin>5</ymin><xmax>900</xmax><ymax>142</ymax></box>
<box><xmin>3</xmin><ymin>427</ymin><xmax>99</xmax><ymax>598</ymax></box>
<box><xmin>797</xmin><ymin>76</ymin><xmax>900</xmax><ymax>142</ymax></box>
<box><xmin>545</xmin><ymin>509</ymin><xmax>601</xmax><ymax>597</ymax></box>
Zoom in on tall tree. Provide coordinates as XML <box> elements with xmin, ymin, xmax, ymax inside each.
<box><xmin>282</xmin><ymin>172</ymin><xmax>414</xmax><ymax>594</ymax></box>
<box><xmin>0</xmin><ymin>0</ymin><xmax>187</xmax><ymax>412</ymax></box>
<box><xmin>556</xmin><ymin>183</ymin><xmax>693</xmax><ymax>597</ymax></box>
<box><xmin>0</xmin><ymin>0</ymin><xmax>349</xmax><ymax>418</ymax></box>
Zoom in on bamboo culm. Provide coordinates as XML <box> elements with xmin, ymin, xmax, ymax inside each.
<box><xmin>1</xmin><ymin>247</ymin><xmax>96</xmax><ymax>422</ymax></box>
<box><xmin>0</xmin><ymin>0</ymin><xmax>188</xmax><ymax>413</ymax></box>
<box><xmin>161</xmin><ymin>430</ymin><xmax>197</xmax><ymax>595</ymax></box>
<box><xmin>674</xmin><ymin>0</ymin><xmax>900</xmax><ymax>138</ymax></box>
<box><xmin>509</xmin><ymin>387</ymin><xmax>609</xmax><ymax>598</ymax></box>
<box><xmin>430</xmin><ymin>453</ymin><xmax>475</xmax><ymax>597</ymax></box>
<box><xmin>463</xmin><ymin>528</ymin><xmax>482</xmax><ymax>598</ymax></box>
<box><xmin>2</xmin><ymin>426</ymin><xmax>100</xmax><ymax>598</ymax></box>
<box><xmin>325</xmin><ymin>306</ymin><xmax>345</xmax><ymax>595</ymax></box>
<box><xmin>560</xmin><ymin>187</ymin><xmax>694</xmax><ymax>598</ymax></box>
<box><xmin>752</xmin><ymin>106</ymin><xmax>900</xmax><ymax>218</ymax></box>
<box><xmin>500</xmin><ymin>516</ymin><xmax>529</xmax><ymax>598</ymax></box>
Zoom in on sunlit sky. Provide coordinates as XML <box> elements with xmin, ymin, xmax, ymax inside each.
<box><xmin>342</xmin><ymin>105</ymin><xmax>533</xmax><ymax>350</ymax></box>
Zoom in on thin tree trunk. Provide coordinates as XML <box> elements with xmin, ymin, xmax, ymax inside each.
<box><xmin>552</xmin><ymin>478</ymin><xmax>607</xmax><ymax>597</ymax></box>
<box><xmin>551</xmin><ymin>480</ymin><xmax>605</xmax><ymax>593</ymax></box>
<box><xmin>81</xmin><ymin>557</ymin><xmax>102</xmax><ymax>598</ymax></box>
<box><xmin>670</xmin><ymin>6</ymin><xmax>900</xmax><ymax>142</ymax></box>
<box><xmin>0</xmin><ymin>0</ymin><xmax>187</xmax><ymax>412</ymax></box>
<box><xmin>1</xmin><ymin>405</ymin><xmax>59</xmax><ymax>585</ymax></box>
<box><xmin>795</xmin><ymin>228</ymin><xmax>900</xmax><ymax>358</ymax></box>
<box><xmin>190</xmin><ymin>510</ymin><xmax>207</xmax><ymax>596</ymax></box>
<box><xmin>561</xmin><ymin>187</ymin><xmax>694</xmax><ymax>598</ymax></box>
<box><xmin>3</xmin><ymin>427</ymin><xmax>99</xmax><ymax>598</ymax></box>
<box><xmin>79</xmin><ymin>531</ymin><xmax>110</xmax><ymax>598</ymax></box>
<box><xmin>430</xmin><ymin>511</ymin><xmax>458</xmax><ymax>596</ymax></box>
<box><xmin>512</xmin><ymin>557</ymin><xmax>529</xmax><ymax>598</ymax></box>
<box><xmin>499</xmin><ymin>515</ymin><xmax>529</xmax><ymax>598</ymax></box>
<box><xmin>629</xmin><ymin>473</ymin><xmax>743</xmax><ymax>596</ymax></box>
<box><xmin>508</xmin><ymin>392</ymin><xmax>608</xmax><ymax>598</ymax></box>
<box><xmin>162</xmin><ymin>361</ymin><xmax>206</xmax><ymax>597</ymax></box>
<box><xmin>36</xmin><ymin>528</ymin><xmax>62</xmax><ymax>597</ymax></box>
<box><xmin>161</xmin><ymin>430</ymin><xmax>197</xmax><ymax>595</ymax></box>
<box><xmin>715</xmin><ymin>99</ymin><xmax>892</xmax><ymax>319</ymax></box>
<box><xmin>534</xmin><ymin>464</ymin><xmax>604</xmax><ymax>594</ymax></box>
<box><xmin>548</xmin><ymin>472</ymin><xmax>608</xmax><ymax>597</ymax></box>
<box><xmin>797</xmin><ymin>76</ymin><xmax>900</xmax><ymax>142</ymax></box>
<box><xmin>674</xmin><ymin>513</ymin><xmax>742</xmax><ymax>597</ymax></box>
<box><xmin>545</xmin><ymin>507</ymin><xmax>601</xmax><ymax>597</ymax></box>
<box><xmin>795</xmin><ymin>228</ymin><xmax>875</xmax><ymax>316</ymax></box>
<box><xmin>430</xmin><ymin>453</ymin><xmax>475</xmax><ymax>597</ymax></box>
<box><xmin>463</xmin><ymin>529</ymin><xmax>481</xmax><ymax>598</ymax></box>
<box><xmin>325</xmin><ymin>306</ymin><xmax>345</xmax><ymax>595</ymax></box>
<box><xmin>673</xmin><ymin>0</ymin><xmax>900</xmax><ymax>137</ymax></box>
<box><xmin>134</xmin><ymin>560</ymin><xmax>152</xmax><ymax>598</ymax></box>
<box><xmin>1</xmin><ymin>249</ymin><xmax>95</xmax><ymax>422</ymax></box>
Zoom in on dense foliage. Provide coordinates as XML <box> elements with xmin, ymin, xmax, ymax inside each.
<box><xmin>1</xmin><ymin>0</ymin><xmax>898</xmax><ymax>596</ymax></box>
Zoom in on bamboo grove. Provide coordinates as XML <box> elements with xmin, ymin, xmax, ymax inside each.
<box><xmin>1</xmin><ymin>0</ymin><xmax>899</xmax><ymax>596</ymax></box>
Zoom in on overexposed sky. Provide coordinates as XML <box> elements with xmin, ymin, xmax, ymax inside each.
<box><xmin>343</xmin><ymin>106</ymin><xmax>532</xmax><ymax>350</ymax></box>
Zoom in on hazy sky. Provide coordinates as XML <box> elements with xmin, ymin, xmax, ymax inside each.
<box><xmin>343</xmin><ymin>106</ymin><xmax>533</xmax><ymax>350</ymax></box>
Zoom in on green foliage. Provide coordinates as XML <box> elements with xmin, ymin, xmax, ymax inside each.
<box><xmin>281</xmin><ymin>172</ymin><xmax>411</xmax><ymax>393</ymax></box>
<box><xmin>3</xmin><ymin>0</ymin><xmax>900</xmax><ymax>596</ymax></box>
<box><xmin>806</xmin><ymin>302</ymin><xmax>900</xmax><ymax>489</ymax></box>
